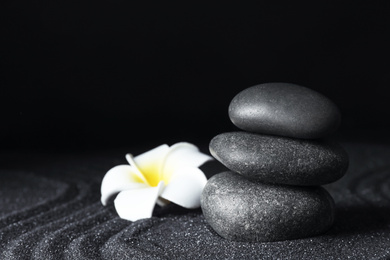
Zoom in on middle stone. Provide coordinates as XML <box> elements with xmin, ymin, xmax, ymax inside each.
<box><xmin>209</xmin><ymin>131</ymin><xmax>349</xmax><ymax>186</ymax></box>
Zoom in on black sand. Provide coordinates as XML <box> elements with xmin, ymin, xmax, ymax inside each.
<box><xmin>1</xmin><ymin>143</ymin><xmax>390</xmax><ymax>259</ymax></box>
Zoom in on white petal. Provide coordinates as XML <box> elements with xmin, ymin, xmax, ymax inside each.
<box><xmin>161</xmin><ymin>142</ymin><xmax>213</xmax><ymax>183</ymax></box>
<box><xmin>101</xmin><ymin>165</ymin><xmax>148</xmax><ymax>206</ymax></box>
<box><xmin>125</xmin><ymin>154</ymin><xmax>148</xmax><ymax>183</ymax></box>
<box><xmin>160</xmin><ymin>167</ymin><xmax>207</xmax><ymax>209</ymax></box>
<box><xmin>114</xmin><ymin>181</ymin><xmax>165</xmax><ymax>221</ymax></box>
<box><xmin>132</xmin><ymin>144</ymin><xmax>170</xmax><ymax>187</ymax></box>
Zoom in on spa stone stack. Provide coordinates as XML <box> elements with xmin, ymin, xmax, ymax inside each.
<box><xmin>201</xmin><ymin>83</ymin><xmax>349</xmax><ymax>242</ymax></box>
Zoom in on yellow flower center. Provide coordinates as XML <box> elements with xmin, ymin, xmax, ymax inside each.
<box><xmin>138</xmin><ymin>162</ymin><xmax>163</xmax><ymax>187</ymax></box>
<box><xmin>126</xmin><ymin>153</ymin><xmax>172</xmax><ymax>187</ymax></box>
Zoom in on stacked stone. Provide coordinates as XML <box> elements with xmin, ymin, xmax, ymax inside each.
<box><xmin>201</xmin><ymin>83</ymin><xmax>349</xmax><ymax>242</ymax></box>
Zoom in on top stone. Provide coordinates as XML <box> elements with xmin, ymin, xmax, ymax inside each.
<box><xmin>228</xmin><ymin>83</ymin><xmax>341</xmax><ymax>139</ymax></box>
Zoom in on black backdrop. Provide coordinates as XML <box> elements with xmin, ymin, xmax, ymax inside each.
<box><xmin>2</xmin><ymin>2</ymin><xmax>390</xmax><ymax>150</ymax></box>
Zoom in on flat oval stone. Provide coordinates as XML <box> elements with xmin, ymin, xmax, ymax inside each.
<box><xmin>228</xmin><ymin>83</ymin><xmax>341</xmax><ymax>139</ymax></box>
<box><xmin>201</xmin><ymin>171</ymin><xmax>335</xmax><ymax>242</ymax></box>
<box><xmin>209</xmin><ymin>132</ymin><xmax>349</xmax><ymax>186</ymax></box>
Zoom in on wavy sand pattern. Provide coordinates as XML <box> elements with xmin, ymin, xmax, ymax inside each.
<box><xmin>1</xmin><ymin>144</ymin><xmax>390</xmax><ymax>259</ymax></box>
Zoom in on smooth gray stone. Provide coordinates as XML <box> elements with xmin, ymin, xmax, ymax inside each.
<box><xmin>228</xmin><ymin>83</ymin><xmax>341</xmax><ymax>139</ymax></box>
<box><xmin>201</xmin><ymin>171</ymin><xmax>335</xmax><ymax>242</ymax></box>
<box><xmin>209</xmin><ymin>132</ymin><xmax>349</xmax><ymax>186</ymax></box>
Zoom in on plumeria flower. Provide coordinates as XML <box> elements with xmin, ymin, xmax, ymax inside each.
<box><xmin>101</xmin><ymin>142</ymin><xmax>213</xmax><ymax>221</ymax></box>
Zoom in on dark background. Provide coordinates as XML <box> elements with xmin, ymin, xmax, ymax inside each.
<box><xmin>1</xmin><ymin>2</ymin><xmax>390</xmax><ymax>151</ymax></box>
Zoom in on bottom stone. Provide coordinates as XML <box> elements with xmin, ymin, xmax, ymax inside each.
<box><xmin>201</xmin><ymin>171</ymin><xmax>335</xmax><ymax>242</ymax></box>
